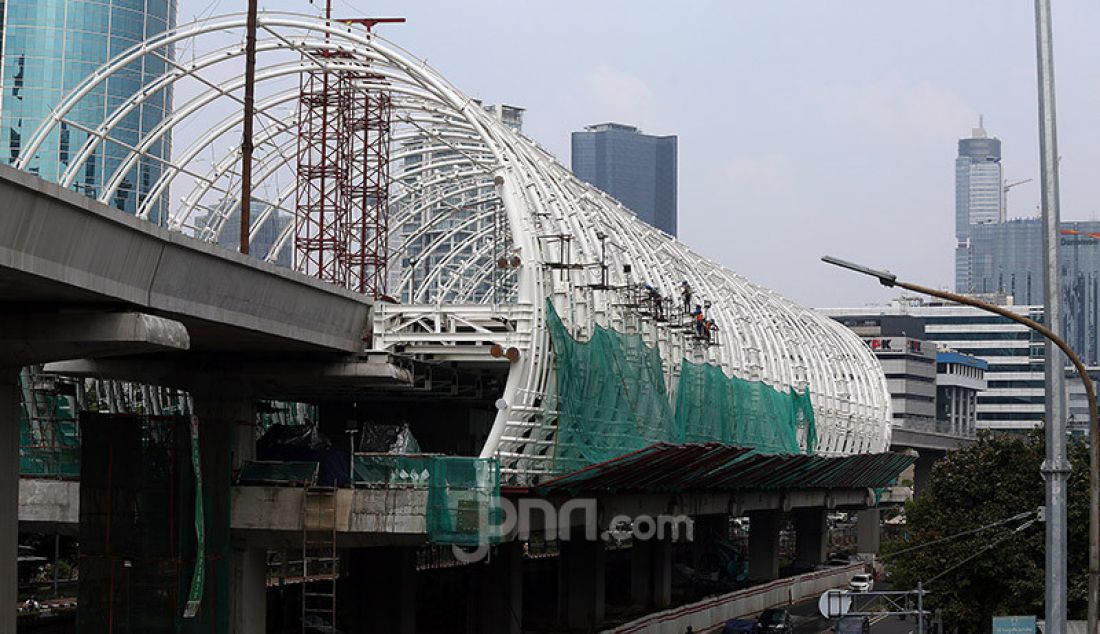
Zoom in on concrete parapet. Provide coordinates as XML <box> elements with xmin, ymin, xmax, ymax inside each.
<box><xmin>603</xmin><ymin>563</ymin><xmax>865</xmax><ymax>634</ymax></box>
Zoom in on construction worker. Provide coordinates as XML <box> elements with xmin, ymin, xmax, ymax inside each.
<box><xmin>680</xmin><ymin>280</ymin><xmax>693</xmax><ymax>314</ymax></box>
<box><xmin>644</xmin><ymin>283</ymin><xmax>663</xmax><ymax>320</ymax></box>
<box><xmin>705</xmin><ymin>318</ymin><xmax>718</xmax><ymax>344</ymax></box>
<box><xmin>694</xmin><ymin>308</ymin><xmax>706</xmax><ymax>338</ymax></box>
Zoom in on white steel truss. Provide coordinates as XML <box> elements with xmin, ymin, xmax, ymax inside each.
<box><xmin>17</xmin><ymin>12</ymin><xmax>892</xmax><ymax>483</ymax></box>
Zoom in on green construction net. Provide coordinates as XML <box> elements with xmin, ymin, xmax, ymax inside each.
<box><xmin>19</xmin><ymin>392</ymin><xmax>80</xmax><ymax>478</ymax></box>
<box><xmin>424</xmin><ymin>457</ymin><xmax>502</xmax><ymax>546</ymax></box>
<box><xmin>547</xmin><ymin>301</ymin><xmax>817</xmax><ymax>474</ymax></box>
<box><xmin>547</xmin><ymin>303</ymin><xmax>676</xmax><ymax>473</ymax></box>
<box><xmin>675</xmin><ymin>361</ymin><xmax>817</xmax><ymax>454</ymax></box>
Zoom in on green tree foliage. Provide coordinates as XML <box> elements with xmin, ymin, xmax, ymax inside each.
<box><xmin>885</xmin><ymin>431</ymin><xmax>1090</xmax><ymax>632</ymax></box>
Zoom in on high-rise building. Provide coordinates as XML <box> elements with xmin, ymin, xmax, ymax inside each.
<box><xmin>571</xmin><ymin>123</ymin><xmax>677</xmax><ymax>236</ymax></box>
<box><xmin>823</xmin><ymin>300</ymin><xmax>1045</xmax><ymax>432</ymax></box>
<box><xmin>955</xmin><ymin>120</ymin><xmax>1004</xmax><ymax>292</ymax></box>
<box><xmin>969</xmin><ymin>218</ymin><xmax>1100</xmax><ymax>365</ymax></box>
<box><xmin>0</xmin><ymin>0</ymin><xmax>176</xmax><ymax>223</ymax></box>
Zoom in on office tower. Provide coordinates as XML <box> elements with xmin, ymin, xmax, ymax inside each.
<box><xmin>823</xmin><ymin>301</ymin><xmax>1044</xmax><ymax>433</ymax></box>
<box><xmin>1</xmin><ymin>0</ymin><xmax>177</xmax><ymax>222</ymax></box>
<box><xmin>955</xmin><ymin>119</ymin><xmax>1004</xmax><ymax>292</ymax></box>
<box><xmin>969</xmin><ymin>218</ymin><xmax>1100</xmax><ymax>365</ymax></box>
<box><xmin>571</xmin><ymin>123</ymin><xmax>677</xmax><ymax>236</ymax></box>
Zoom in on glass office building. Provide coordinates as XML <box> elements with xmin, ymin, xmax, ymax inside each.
<box><xmin>0</xmin><ymin>0</ymin><xmax>176</xmax><ymax>223</ymax></box>
<box><xmin>571</xmin><ymin>123</ymin><xmax>678</xmax><ymax>236</ymax></box>
<box><xmin>970</xmin><ymin>218</ymin><xmax>1100</xmax><ymax>365</ymax></box>
<box><xmin>955</xmin><ymin>122</ymin><xmax>1004</xmax><ymax>292</ymax></box>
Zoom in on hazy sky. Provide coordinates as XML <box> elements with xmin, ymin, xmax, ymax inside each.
<box><xmin>179</xmin><ymin>0</ymin><xmax>1100</xmax><ymax>308</ymax></box>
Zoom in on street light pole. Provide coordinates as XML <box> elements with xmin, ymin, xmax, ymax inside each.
<box><xmin>1034</xmin><ymin>1</ymin><xmax>1074</xmax><ymax>632</ymax></box>
<box><xmin>822</xmin><ymin>256</ymin><xmax>1097</xmax><ymax>634</ymax></box>
<box><xmin>240</xmin><ymin>0</ymin><xmax>259</xmax><ymax>255</ymax></box>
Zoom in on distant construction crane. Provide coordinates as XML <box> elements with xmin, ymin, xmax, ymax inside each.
<box><xmin>1004</xmin><ymin>177</ymin><xmax>1032</xmax><ymax>217</ymax></box>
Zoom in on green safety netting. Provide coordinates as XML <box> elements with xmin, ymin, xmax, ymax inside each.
<box><xmin>675</xmin><ymin>361</ymin><xmax>817</xmax><ymax>454</ymax></box>
<box><xmin>20</xmin><ymin>393</ymin><xmax>81</xmax><ymax>478</ymax></box>
<box><xmin>424</xmin><ymin>457</ymin><xmax>502</xmax><ymax>546</ymax></box>
<box><xmin>547</xmin><ymin>301</ymin><xmax>817</xmax><ymax>474</ymax></box>
<box><xmin>547</xmin><ymin>302</ymin><xmax>676</xmax><ymax>474</ymax></box>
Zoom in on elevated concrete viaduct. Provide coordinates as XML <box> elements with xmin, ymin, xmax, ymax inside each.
<box><xmin>0</xmin><ymin>163</ymin><xmax>380</xmax><ymax>633</ymax></box>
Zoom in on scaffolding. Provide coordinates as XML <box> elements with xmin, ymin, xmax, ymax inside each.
<box><xmin>294</xmin><ymin>12</ymin><xmax>396</xmax><ymax>298</ymax></box>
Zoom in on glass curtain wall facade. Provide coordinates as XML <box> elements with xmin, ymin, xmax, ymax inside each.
<box><xmin>571</xmin><ymin>123</ymin><xmax>678</xmax><ymax>236</ymax></box>
<box><xmin>1</xmin><ymin>0</ymin><xmax>176</xmax><ymax>223</ymax></box>
<box><xmin>969</xmin><ymin>218</ymin><xmax>1100</xmax><ymax>365</ymax></box>
<box><xmin>955</xmin><ymin>124</ymin><xmax>1003</xmax><ymax>292</ymax></box>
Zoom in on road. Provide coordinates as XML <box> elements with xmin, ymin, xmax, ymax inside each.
<box><xmin>782</xmin><ymin>581</ymin><xmax>922</xmax><ymax>634</ymax></box>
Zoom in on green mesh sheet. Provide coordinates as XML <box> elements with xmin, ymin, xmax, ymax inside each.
<box><xmin>20</xmin><ymin>393</ymin><xmax>81</xmax><ymax>478</ymax></box>
<box><xmin>547</xmin><ymin>302</ymin><xmax>676</xmax><ymax>474</ymax></box>
<box><xmin>425</xmin><ymin>457</ymin><xmax>502</xmax><ymax>546</ymax></box>
<box><xmin>547</xmin><ymin>301</ymin><xmax>817</xmax><ymax>474</ymax></box>
<box><xmin>675</xmin><ymin>361</ymin><xmax>817</xmax><ymax>455</ymax></box>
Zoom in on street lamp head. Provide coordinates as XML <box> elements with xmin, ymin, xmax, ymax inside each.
<box><xmin>821</xmin><ymin>255</ymin><xmax>898</xmax><ymax>288</ymax></box>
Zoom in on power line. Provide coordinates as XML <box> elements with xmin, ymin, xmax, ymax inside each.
<box><xmin>878</xmin><ymin>508</ymin><xmax>1039</xmax><ymax>563</ymax></box>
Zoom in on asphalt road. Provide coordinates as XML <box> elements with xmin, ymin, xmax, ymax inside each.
<box><xmin>779</xmin><ymin>581</ymin><xmax>922</xmax><ymax>634</ymax></box>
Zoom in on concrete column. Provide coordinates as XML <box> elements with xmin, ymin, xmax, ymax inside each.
<box><xmin>479</xmin><ymin>541</ymin><xmax>524</xmax><ymax>634</ymax></box>
<box><xmin>191</xmin><ymin>387</ymin><xmax>256</xmax><ymax>470</ymax></box>
<box><xmin>652</xmin><ymin>536</ymin><xmax>672</xmax><ymax>608</ymax></box>
<box><xmin>349</xmin><ymin>546</ymin><xmax>417</xmax><ymax>634</ymax></box>
<box><xmin>231</xmin><ymin>547</ymin><xmax>267</xmax><ymax>634</ymax></box>
<box><xmin>856</xmin><ymin>509</ymin><xmax>881</xmax><ymax>555</ymax></box>
<box><xmin>629</xmin><ymin>538</ymin><xmax>653</xmax><ymax>606</ymax></box>
<box><xmin>0</xmin><ymin>368</ymin><xmax>18</xmax><ymax>634</ymax></box>
<box><xmin>792</xmin><ymin>508</ymin><xmax>828</xmax><ymax>570</ymax></box>
<box><xmin>558</xmin><ymin>539</ymin><xmax>605</xmax><ymax>629</ymax></box>
<box><xmin>629</xmin><ymin>536</ymin><xmax>672</xmax><ymax>608</ymax></box>
<box><xmin>691</xmin><ymin>514</ymin><xmax>728</xmax><ymax>573</ymax></box>
<box><xmin>747</xmin><ymin>510</ymin><xmax>781</xmax><ymax>581</ymax></box>
<box><xmin>913</xmin><ymin>451</ymin><xmax>936</xmax><ymax>497</ymax></box>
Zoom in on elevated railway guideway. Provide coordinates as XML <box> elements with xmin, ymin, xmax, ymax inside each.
<box><xmin>17</xmin><ymin>12</ymin><xmax>891</xmax><ymax>485</ymax></box>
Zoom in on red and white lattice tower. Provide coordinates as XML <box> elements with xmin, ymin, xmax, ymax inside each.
<box><xmin>340</xmin><ymin>70</ymin><xmax>393</xmax><ymax>297</ymax></box>
<box><xmin>295</xmin><ymin>10</ymin><xmax>398</xmax><ymax>297</ymax></box>
<box><xmin>295</xmin><ymin>57</ymin><xmax>349</xmax><ymax>286</ymax></box>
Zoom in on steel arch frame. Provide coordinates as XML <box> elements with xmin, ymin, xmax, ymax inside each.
<box><xmin>19</xmin><ymin>12</ymin><xmax>891</xmax><ymax>483</ymax></box>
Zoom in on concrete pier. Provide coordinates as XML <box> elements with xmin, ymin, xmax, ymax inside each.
<box><xmin>793</xmin><ymin>508</ymin><xmax>828</xmax><ymax>569</ymax></box>
<box><xmin>231</xmin><ymin>547</ymin><xmax>268</xmax><ymax>634</ymax></box>
<box><xmin>748</xmin><ymin>510</ymin><xmax>781</xmax><ymax>581</ymax></box>
<box><xmin>559</xmin><ymin>539</ymin><xmax>605</xmax><ymax>629</ymax></box>
<box><xmin>857</xmin><ymin>509</ymin><xmax>881</xmax><ymax>555</ymax></box>
<box><xmin>349</xmin><ymin>546</ymin><xmax>417</xmax><ymax>634</ymax></box>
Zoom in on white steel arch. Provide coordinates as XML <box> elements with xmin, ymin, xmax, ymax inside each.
<box><xmin>19</xmin><ymin>12</ymin><xmax>891</xmax><ymax>483</ymax></box>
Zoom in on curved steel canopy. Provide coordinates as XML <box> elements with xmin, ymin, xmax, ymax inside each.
<box><xmin>18</xmin><ymin>12</ymin><xmax>892</xmax><ymax>483</ymax></box>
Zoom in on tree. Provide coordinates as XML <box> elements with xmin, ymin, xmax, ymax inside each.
<box><xmin>884</xmin><ymin>430</ymin><xmax>1090</xmax><ymax>633</ymax></box>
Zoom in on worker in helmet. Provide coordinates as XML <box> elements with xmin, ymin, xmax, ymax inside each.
<box><xmin>680</xmin><ymin>280</ymin><xmax>693</xmax><ymax>314</ymax></box>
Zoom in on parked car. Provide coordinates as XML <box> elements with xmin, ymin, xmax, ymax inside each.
<box><xmin>848</xmin><ymin>572</ymin><xmax>874</xmax><ymax>592</ymax></box>
<box><xmin>722</xmin><ymin>618</ymin><xmax>759</xmax><ymax>633</ymax></box>
<box><xmin>835</xmin><ymin>615</ymin><xmax>871</xmax><ymax>633</ymax></box>
<box><xmin>757</xmin><ymin>608</ymin><xmax>792</xmax><ymax>631</ymax></box>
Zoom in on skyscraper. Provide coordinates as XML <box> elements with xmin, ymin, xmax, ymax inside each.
<box><xmin>955</xmin><ymin>119</ymin><xmax>1004</xmax><ymax>292</ymax></box>
<box><xmin>969</xmin><ymin>218</ymin><xmax>1100</xmax><ymax>365</ymax></box>
<box><xmin>571</xmin><ymin>123</ymin><xmax>677</xmax><ymax>236</ymax></box>
<box><xmin>0</xmin><ymin>0</ymin><xmax>176</xmax><ymax>223</ymax></box>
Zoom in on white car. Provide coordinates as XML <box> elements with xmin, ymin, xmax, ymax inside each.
<box><xmin>848</xmin><ymin>573</ymin><xmax>874</xmax><ymax>592</ymax></box>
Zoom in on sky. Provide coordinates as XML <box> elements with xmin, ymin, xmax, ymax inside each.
<box><xmin>179</xmin><ymin>0</ymin><xmax>1100</xmax><ymax>309</ymax></box>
